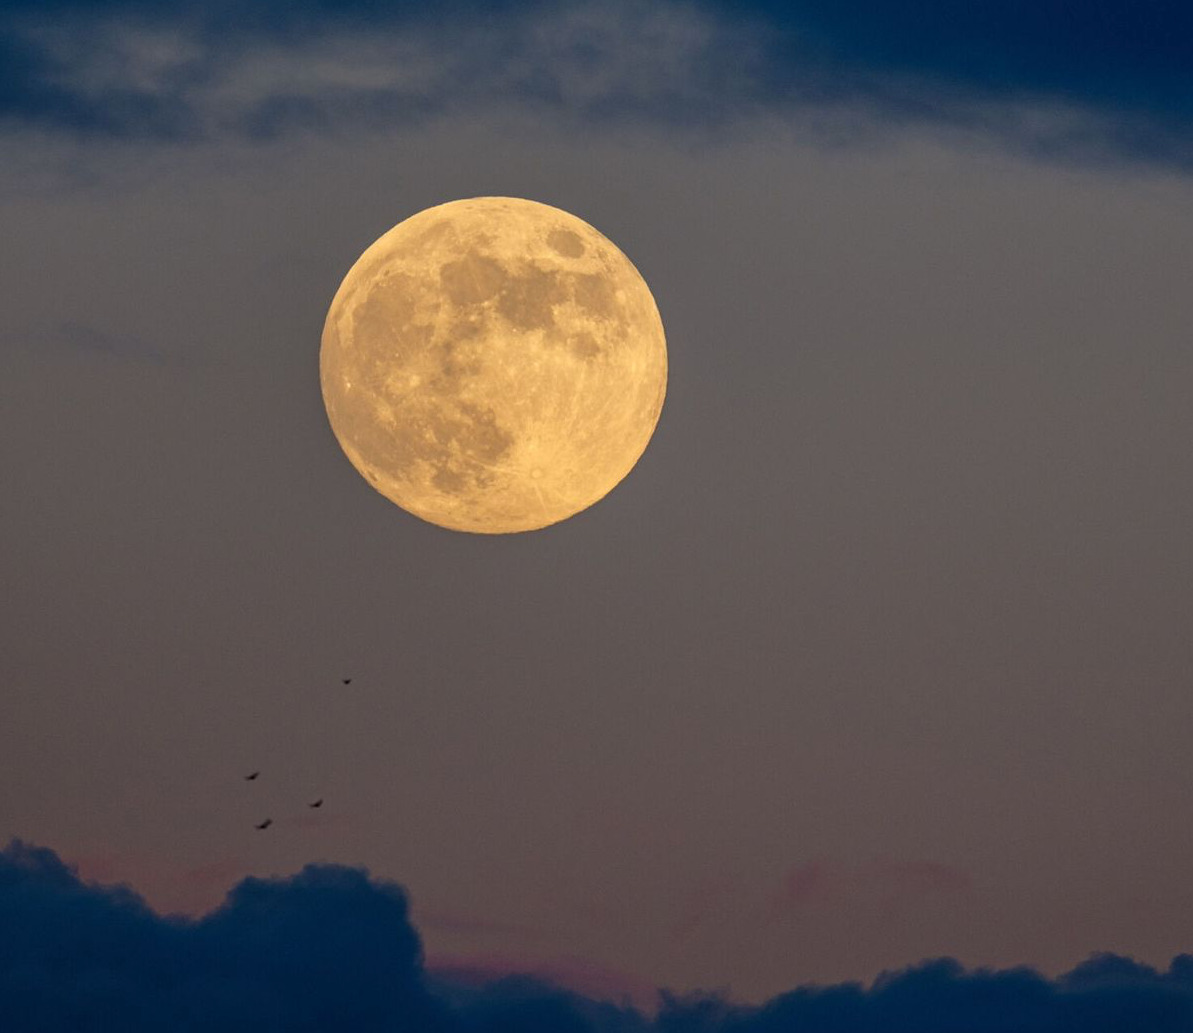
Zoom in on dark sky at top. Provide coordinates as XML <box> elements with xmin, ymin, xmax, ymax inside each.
<box><xmin>3</xmin><ymin>0</ymin><xmax>1193</xmax><ymax>1012</ymax></box>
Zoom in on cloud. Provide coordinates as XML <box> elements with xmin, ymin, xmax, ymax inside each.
<box><xmin>721</xmin><ymin>0</ymin><xmax>1193</xmax><ymax>168</ymax></box>
<box><xmin>7</xmin><ymin>838</ymin><xmax>1193</xmax><ymax>1031</ymax></box>
<box><xmin>430</xmin><ymin>969</ymin><xmax>650</xmax><ymax>1033</ymax></box>
<box><xmin>0</xmin><ymin>1</ymin><xmax>763</xmax><ymax>141</ymax></box>
<box><xmin>430</xmin><ymin>952</ymin><xmax>660</xmax><ymax>1011</ymax></box>
<box><xmin>2</xmin><ymin>0</ymin><xmax>1193</xmax><ymax>168</ymax></box>
<box><xmin>656</xmin><ymin>956</ymin><xmax>1193</xmax><ymax>1033</ymax></box>
<box><xmin>0</xmin><ymin>838</ymin><xmax>444</xmax><ymax>1031</ymax></box>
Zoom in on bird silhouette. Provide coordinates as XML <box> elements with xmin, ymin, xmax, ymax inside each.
<box><xmin>244</xmin><ymin>771</ymin><xmax>260</xmax><ymax>781</ymax></box>
<box><xmin>255</xmin><ymin>818</ymin><xmax>273</xmax><ymax>830</ymax></box>
<box><xmin>308</xmin><ymin>798</ymin><xmax>324</xmax><ymax>808</ymax></box>
<box><xmin>342</xmin><ymin>678</ymin><xmax>352</xmax><ymax>685</ymax></box>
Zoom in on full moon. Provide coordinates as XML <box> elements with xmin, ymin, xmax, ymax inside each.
<box><xmin>320</xmin><ymin>197</ymin><xmax>667</xmax><ymax>533</ymax></box>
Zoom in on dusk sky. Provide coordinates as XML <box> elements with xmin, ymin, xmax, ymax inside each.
<box><xmin>4</xmin><ymin>1</ymin><xmax>1193</xmax><ymax>1027</ymax></box>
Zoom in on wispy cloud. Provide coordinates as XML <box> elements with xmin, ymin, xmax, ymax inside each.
<box><xmin>3</xmin><ymin>0</ymin><xmax>1193</xmax><ymax>168</ymax></box>
<box><xmin>0</xmin><ymin>2</ymin><xmax>764</xmax><ymax>141</ymax></box>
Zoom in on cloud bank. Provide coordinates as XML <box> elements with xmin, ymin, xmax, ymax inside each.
<box><xmin>2</xmin><ymin>0</ymin><xmax>1193</xmax><ymax>167</ymax></box>
<box><xmin>5</xmin><ymin>840</ymin><xmax>1193</xmax><ymax>1032</ymax></box>
<box><xmin>0</xmin><ymin>839</ymin><xmax>442</xmax><ymax>1031</ymax></box>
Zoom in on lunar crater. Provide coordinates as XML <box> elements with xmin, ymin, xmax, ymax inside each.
<box><xmin>546</xmin><ymin>228</ymin><xmax>584</xmax><ymax>257</ymax></box>
<box><xmin>569</xmin><ymin>331</ymin><xmax>601</xmax><ymax>360</ymax></box>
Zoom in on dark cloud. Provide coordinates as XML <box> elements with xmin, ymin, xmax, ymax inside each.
<box><xmin>0</xmin><ymin>839</ymin><xmax>444</xmax><ymax>1032</ymax></box>
<box><xmin>430</xmin><ymin>955</ymin><xmax>659</xmax><ymax>1012</ymax></box>
<box><xmin>6</xmin><ymin>840</ymin><xmax>1193</xmax><ymax>1031</ymax></box>
<box><xmin>727</xmin><ymin>0</ymin><xmax>1193</xmax><ymax>112</ymax></box>
<box><xmin>434</xmin><ymin>973</ymin><xmax>648</xmax><ymax>1033</ymax></box>
<box><xmin>659</xmin><ymin>956</ymin><xmax>1193</xmax><ymax>1033</ymax></box>
<box><xmin>2</xmin><ymin>0</ymin><xmax>1192</xmax><ymax>167</ymax></box>
<box><xmin>722</xmin><ymin>0</ymin><xmax>1193</xmax><ymax>167</ymax></box>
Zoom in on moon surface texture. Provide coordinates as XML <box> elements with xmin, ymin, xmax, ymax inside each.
<box><xmin>320</xmin><ymin>197</ymin><xmax>667</xmax><ymax>533</ymax></box>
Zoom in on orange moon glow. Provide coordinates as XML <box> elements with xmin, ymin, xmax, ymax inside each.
<box><xmin>320</xmin><ymin>197</ymin><xmax>667</xmax><ymax>533</ymax></box>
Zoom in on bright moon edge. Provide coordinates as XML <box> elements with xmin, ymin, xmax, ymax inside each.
<box><xmin>320</xmin><ymin>196</ymin><xmax>667</xmax><ymax>534</ymax></box>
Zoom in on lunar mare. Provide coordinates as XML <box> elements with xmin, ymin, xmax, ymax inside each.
<box><xmin>320</xmin><ymin>197</ymin><xmax>667</xmax><ymax>533</ymax></box>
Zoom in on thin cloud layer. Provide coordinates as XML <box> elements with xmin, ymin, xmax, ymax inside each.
<box><xmin>6</xmin><ymin>840</ymin><xmax>1193</xmax><ymax>1032</ymax></box>
<box><xmin>2</xmin><ymin>0</ymin><xmax>1192</xmax><ymax>166</ymax></box>
<box><xmin>0</xmin><ymin>1</ymin><xmax>764</xmax><ymax>140</ymax></box>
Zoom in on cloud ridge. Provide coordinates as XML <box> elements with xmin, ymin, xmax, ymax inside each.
<box><xmin>6</xmin><ymin>840</ymin><xmax>1193</xmax><ymax>1032</ymax></box>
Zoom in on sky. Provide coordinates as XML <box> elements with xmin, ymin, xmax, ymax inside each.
<box><xmin>3</xmin><ymin>0</ymin><xmax>1193</xmax><ymax>1025</ymax></box>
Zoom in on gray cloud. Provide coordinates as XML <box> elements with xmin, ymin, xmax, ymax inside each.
<box><xmin>0</xmin><ymin>2</ymin><xmax>764</xmax><ymax>141</ymax></box>
<box><xmin>3</xmin><ymin>0</ymin><xmax>1193</xmax><ymax>168</ymax></box>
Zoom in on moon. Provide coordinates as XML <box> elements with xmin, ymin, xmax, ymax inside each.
<box><xmin>320</xmin><ymin>197</ymin><xmax>667</xmax><ymax>534</ymax></box>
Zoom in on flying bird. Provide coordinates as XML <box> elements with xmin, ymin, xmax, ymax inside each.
<box><xmin>342</xmin><ymin>678</ymin><xmax>352</xmax><ymax>685</ymax></box>
<box><xmin>255</xmin><ymin>818</ymin><xmax>273</xmax><ymax>830</ymax></box>
<box><xmin>244</xmin><ymin>771</ymin><xmax>260</xmax><ymax>781</ymax></box>
<box><xmin>308</xmin><ymin>798</ymin><xmax>324</xmax><ymax>808</ymax></box>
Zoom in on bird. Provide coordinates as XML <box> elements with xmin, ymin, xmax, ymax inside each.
<box><xmin>308</xmin><ymin>798</ymin><xmax>324</xmax><ymax>808</ymax></box>
<box><xmin>244</xmin><ymin>771</ymin><xmax>260</xmax><ymax>781</ymax></box>
<box><xmin>255</xmin><ymin>818</ymin><xmax>273</xmax><ymax>830</ymax></box>
<box><xmin>342</xmin><ymin>678</ymin><xmax>352</xmax><ymax>685</ymax></box>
